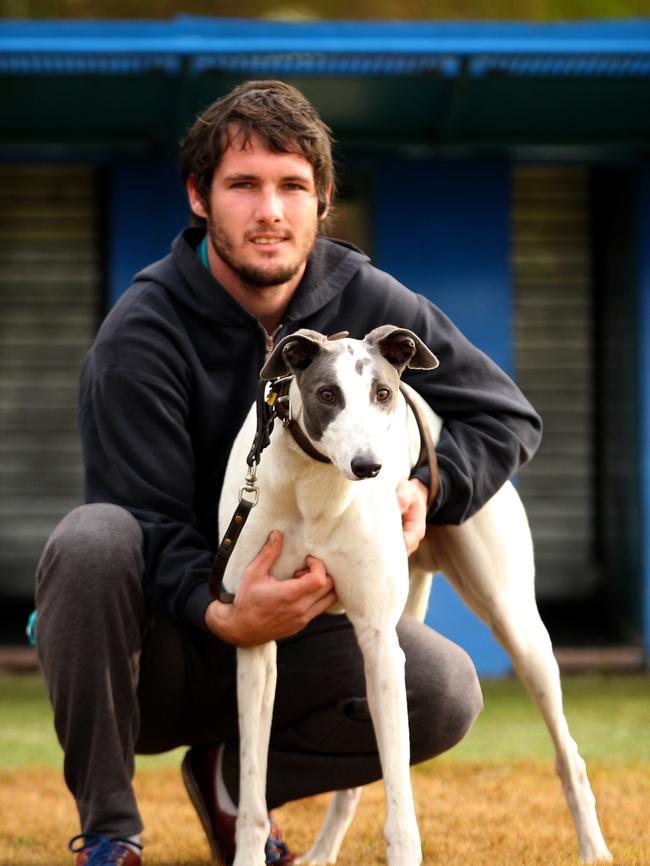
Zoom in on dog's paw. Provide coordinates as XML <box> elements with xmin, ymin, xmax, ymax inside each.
<box><xmin>576</xmin><ymin>821</ymin><xmax>613</xmax><ymax>864</ymax></box>
<box><xmin>579</xmin><ymin>847</ymin><xmax>613</xmax><ymax>864</ymax></box>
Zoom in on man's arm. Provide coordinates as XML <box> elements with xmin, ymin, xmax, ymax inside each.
<box><xmin>403</xmin><ymin>299</ymin><xmax>543</xmax><ymax>525</ymax></box>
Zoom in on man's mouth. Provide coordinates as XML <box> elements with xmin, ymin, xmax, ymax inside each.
<box><xmin>250</xmin><ymin>234</ymin><xmax>288</xmax><ymax>246</ymax></box>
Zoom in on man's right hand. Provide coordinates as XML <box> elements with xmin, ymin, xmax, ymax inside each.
<box><xmin>204</xmin><ymin>530</ymin><xmax>338</xmax><ymax>647</ymax></box>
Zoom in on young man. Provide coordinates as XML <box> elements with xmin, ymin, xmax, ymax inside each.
<box><xmin>35</xmin><ymin>80</ymin><xmax>541</xmax><ymax>866</ymax></box>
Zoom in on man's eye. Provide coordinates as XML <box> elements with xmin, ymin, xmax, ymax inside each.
<box><xmin>376</xmin><ymin>388</ymin><xmax>391</xmax><ymax>402</ymax></box>
<box><xmin>319</xmin><ymin>389</ymin><xmax>335</xmax><ymax>403</ymax></box>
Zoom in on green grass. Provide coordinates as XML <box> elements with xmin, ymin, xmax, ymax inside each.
<box><xmin>0</xmin><ymin>672</ymin><xmax>186</xmax><ymax>770</ymax></box>
<box><xmin>1</xmin><ymin>671</ymin><xmax>649</xmax><ymax>770</ymax></box>
<box><xmin>445</xmin><ymin>673</ymin><xmax>650</xmax><ymax>764</ymax></box>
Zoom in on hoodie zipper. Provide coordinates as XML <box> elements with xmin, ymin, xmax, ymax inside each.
<box><xmin>263</xmin><ymin>323</ymin><xmax>285</xmax><ymax>361</ymax></box>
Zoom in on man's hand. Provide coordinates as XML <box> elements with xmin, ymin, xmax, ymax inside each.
<box><xmin>397</xmin><ymin>478</ymin><xmax>429</xmax><ymax>556</ymax></box>
<box><xmin>204</xmin><ymin>531</ymin><xmax>337</xmax><ymax>647</ymax></box>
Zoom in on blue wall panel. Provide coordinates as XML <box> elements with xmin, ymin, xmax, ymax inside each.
<box><xmin>373</xmin><ymin>159</ymin><xmax>512</xmax><ymax>373</ymax></box>
<box><xmin>374</xmin><ymin>158</ymin><xmax>512</xmax><ymax>676</ymax></box>
<box><xmin>108</xmin><ymin>159</ymin><xmax>187</xmax><ymax>306</ymax></box>
<box><xmin>640</xmin><ymin>166</ymin><xmax>650</xmax><ymax>665</ymax></box>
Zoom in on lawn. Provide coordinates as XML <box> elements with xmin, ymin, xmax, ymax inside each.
<box><xmin>1</xmin><ymin>672</ymin><xmax>648</xmax><ymax>865</ymax></box>
<box><xmin>2</xmin><ymin>671</ymin><xmax>648</xmax><ymax>768</ymax></box>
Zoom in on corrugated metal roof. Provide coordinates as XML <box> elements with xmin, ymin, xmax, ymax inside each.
<box><xmin>0</xmin><ymin>54</ymin><xmax>181</xmax><ymax>74</ymax></box>
<box><xmin>472</xmin><ymin>54</ymin><xmax>650</xmax><ymax>76</ymax></box>
<box><xmin>1</xmin><ymin>17</ymin><xmax>650</xmax><ymax>78</ymax></box>
<box><xmin>189</xmin><ymin>53</ymin><xmax>459</xmax><ymax>77</ymax></box>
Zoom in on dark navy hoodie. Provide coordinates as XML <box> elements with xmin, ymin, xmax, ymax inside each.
<box><xmin>79</xmin><ymin>227</ymin><xmax>542</xmax><ymax>630</ymax></box>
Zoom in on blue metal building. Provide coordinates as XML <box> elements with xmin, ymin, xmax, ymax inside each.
<box><xmin>1</xmin><ymin>17</ymin><xmax>649</xmax><ymax>672</ymax></box>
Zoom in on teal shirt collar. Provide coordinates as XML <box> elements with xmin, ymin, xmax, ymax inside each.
<box><xmin>197</xmin><ymin>234</ymin><xmax>209</xmax><ymax>269</ymax></box>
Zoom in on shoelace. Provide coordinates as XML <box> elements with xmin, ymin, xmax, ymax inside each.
<box><xmin>68</xmin><ymin>833</ymin><xmax>142</xmax><ymax>865</ymax></box>
<box><xmin>265</xmin><ymin>820</ymin><xmax>292</xmax><ymax>864</ymax></box>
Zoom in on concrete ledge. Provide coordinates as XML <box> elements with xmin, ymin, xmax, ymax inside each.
<box><xmin>0</xmin><ymin>646</ymin><xmax>38</xmax><ymax>672</ymax></box>
<box><xmin>0</xmin><ymin>644</ymin><xmax>646</xmax><ymax>675</ymax></box>
<box><xmin>554</xmin><ymin>645</ymin><xmax>647</xmax><ymax>673</ymax></box>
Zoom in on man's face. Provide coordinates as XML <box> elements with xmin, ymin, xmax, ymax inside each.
<box><xmin>189</xmin><ymin>130</ymin><xmax>328</xmax><ymax>291</ymax></box>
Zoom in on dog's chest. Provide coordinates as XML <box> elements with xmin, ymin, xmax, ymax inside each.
<box><xmin>253</xmin><ymin>479</ymin><xmax>368</xmax><ymax>577</ymax></box>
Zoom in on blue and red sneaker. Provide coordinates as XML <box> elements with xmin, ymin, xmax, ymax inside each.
<box><xmin>182</xmin><ymin>744</ymin><xmax>294</xmax><ymax>866</ymax></box>
<box><xmin>68</xmin><ymin>833</ymin><xmax>142</xmax><ymax>866</ymax></box>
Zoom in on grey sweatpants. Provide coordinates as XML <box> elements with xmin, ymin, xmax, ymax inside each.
<box><xmin>35</xmin><ymin>503</ymin><xmax>483</xmax><ymax>838</ymax></box>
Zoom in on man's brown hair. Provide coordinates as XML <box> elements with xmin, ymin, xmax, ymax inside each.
<box><xmin>180</xmin><ymin>80</ymin><xmax>335</xmax><ymax>219</ymax></box>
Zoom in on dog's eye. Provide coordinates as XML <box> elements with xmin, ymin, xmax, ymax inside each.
<box><xmin>319</xmin><ymin>389</ymin><xmax>335</xmax><ymax>403</ymax></box>
<box><xmin>376</xmin><ymin>388</ymin><xmax>391</xmax><ymax>403</ymax></box>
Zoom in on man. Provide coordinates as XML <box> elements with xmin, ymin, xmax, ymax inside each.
<box><xmin>35</xmin><ymin>80</ymin><xmax>541</xmax><ymax>866</ymax></box>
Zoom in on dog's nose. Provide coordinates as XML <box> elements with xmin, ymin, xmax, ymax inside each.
<box><xmin>351</xmin><ymin>457</ymin><xmax>382</xmax><ymax>479</ymax></box>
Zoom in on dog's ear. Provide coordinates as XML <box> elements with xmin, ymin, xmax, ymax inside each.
<box><xmin>365</xmin><ymin>326</ymin><xmax>439</xmax><ymax>373</ymax></box>
<box><xmin>260</xmin><ymin>330</ymin><xmax>326</xmax><ymax>379</ymax></box>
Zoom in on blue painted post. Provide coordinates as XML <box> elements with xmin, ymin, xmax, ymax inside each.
<box><xmin>374</xmin><ymin>158</ymin><xmax>512</xmax><ymax>675</ymax></box>
<box><xmin>640</xmin><ymin>166</ymin><xmax>650</xmax><ymax>668</ymax></box>
<box><xmin>107</xmin><ymin>159</ymin><xmax>188</xmax><ymax>308</ymax></box>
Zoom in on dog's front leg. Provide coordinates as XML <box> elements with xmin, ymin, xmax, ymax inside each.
<box><xmin>354</xmin><ymin>621</ymin><xmax>421</xmax><ymax>866</ymax></box>
<box><xmin>233</xmin><ymin>642</ymin><xmax>278</xmax><ymax>866</ymax></box>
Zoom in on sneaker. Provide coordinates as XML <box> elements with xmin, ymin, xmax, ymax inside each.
<box><xmin>181</xmin><ymin>744</ymin><xmax>294</xmax><ymax>866</ymax></box>
<box><xmin>68</xmin><ymin>833</ymin><xmax>142</xmax><ymax>866</ymax></box>
<box><xmin>266</xmin><ymin>816</ymin><xmax>294</xmax><ymax>865</ymax></box>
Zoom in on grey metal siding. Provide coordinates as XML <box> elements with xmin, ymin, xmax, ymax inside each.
<box><xmin>0</xmin><ymin>165</ymin><xmax>100</xmax><ymax>597</ymax></box>
<box><xmin>513</xmin><ymin>165</ymin><xmax>597</xmax><ymax>600</ymax></box>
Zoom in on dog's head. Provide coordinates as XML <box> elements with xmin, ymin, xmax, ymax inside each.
<box><xmin>261</xmin><ymin>326</ymin><xmax>438</xmax><ymax>480</ymax></box>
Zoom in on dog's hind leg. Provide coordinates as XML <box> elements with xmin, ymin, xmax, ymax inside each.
<box><xmin>487</xmin><ymin>595</ymin><xmax>612</xmax><ymax>862</ymax></box>
<box><xmin>404</xmin><ymin>567</ymin><xmax>433</xmax><ymax>622</ymax></box>
<box><xmin>296</xmin><ymin>787</ymin><xmax>363</xmax><ymax>866</ymax></box>
<box><xmin>421</xmin><ymin>483</ymin><xmax>612</xmax><ymax>863</ymax></box>
<box><xmin>233</xmin><ymin>641</ymin><xmax>278</xmax><ymax>866</ymax></box>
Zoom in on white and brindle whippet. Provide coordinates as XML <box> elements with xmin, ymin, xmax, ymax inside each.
<box><xmin>215</xmin><ymin>325</ymin><xmax>612</xmax><ymax>866</ymax></box>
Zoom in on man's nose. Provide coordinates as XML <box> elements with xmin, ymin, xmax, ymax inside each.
<box><xmin>255</xmin><ymin>188</ymin><xmax>283</xmax><ymax>222</ymax></box>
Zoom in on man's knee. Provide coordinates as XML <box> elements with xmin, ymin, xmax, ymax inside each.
<box><xmin>36</xmin><ymin>503</ymin><xmax>144</xmax><ymax>602</ymax></box>
<box><xmin>399</xmin><ymin>617</ymin><xmax>483</xmax><ymax>763</ymax></box>
<box><xmin>415</xmin><ymin>645</ymin><xmax>483</xmax><ymax>759</ymax></box>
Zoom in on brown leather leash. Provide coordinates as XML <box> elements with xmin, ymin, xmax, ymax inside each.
<box><xmin>209</xmin><ymin>376</ymin><xmax>287</xmax><ymax>602</ymax></box>
<box><xmin>209</xmin><ymin>380</ymin><xmax>438</xmax><ymax>603</ymax></box>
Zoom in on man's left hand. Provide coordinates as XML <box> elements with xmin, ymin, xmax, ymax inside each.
<box><xmin>397</xmin><ymin>477</ymin><xmax>429</xmax><ymax>556</ymax></box>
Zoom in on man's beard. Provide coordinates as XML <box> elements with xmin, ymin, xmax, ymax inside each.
<box><xmin>206</xmin><ymin>220</ymin><xmax>318</xmax><ymax>290</ymax></box>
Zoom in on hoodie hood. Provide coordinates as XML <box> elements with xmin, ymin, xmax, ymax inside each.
<box><xmin>132</xmin><ymin>226</ymin><xmax>370</xmax><ymax>326</ymax></box>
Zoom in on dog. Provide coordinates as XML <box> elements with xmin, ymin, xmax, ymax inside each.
<box><xmin>217</xmin><ymin>325</ymin><xmax>612</xmax><ymax>866</ymax></box>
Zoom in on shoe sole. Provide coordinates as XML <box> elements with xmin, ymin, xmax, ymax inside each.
<box><xmin>181</xmin><ymin>752</ymin><xmax>227</xmax><ymax>866</ymax></box>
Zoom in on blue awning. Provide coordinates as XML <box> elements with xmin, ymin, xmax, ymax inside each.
<box><xmin>1</xmin><ymin>17</ymin><xmax>650</xmax><ymax>77</ymax></box>
<box><xmin>2</xmin><ymin>17</ymin><xmax>650</xmax><ymax>156</ymax></box>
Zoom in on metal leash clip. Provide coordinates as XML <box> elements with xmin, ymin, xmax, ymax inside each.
<box><xmin>266</xmin><ymin>375</ymin><xmax>293</xmax><ymax>426</ymax></box>
<box><xmin>277</xmin><ymin>394</ymin><xmax>292</xmax><ymax>426</ymax></box>
<box><xmin>239</xmin><ymin>462</ymin><xmax>260</xmax><ymax>507</ymax></box>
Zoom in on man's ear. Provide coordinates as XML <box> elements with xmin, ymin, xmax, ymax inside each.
<box><xmin>186</xmin><ymin>176</ymin><xmax>209</xmax><ymax>220</ymax></box>
<box><xmin>260</xmin><ymin>330</ymin><xmax>326</xmax><ymax>379</ymax></box>
<box><xmin>318</xmin><ymin>181</ymin><xmax>332</xmax><ymax>222</ymax></box>
<box><xmin>365</xmin><ymin>325</ymin><xmax>439</xmax><ymax>373</ymax></box>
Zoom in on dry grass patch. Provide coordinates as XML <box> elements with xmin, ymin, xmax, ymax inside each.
<box><xmin>1</xmin><ymin>760</ymin><xmax>648</xmax><ymax>866</ymax></box>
